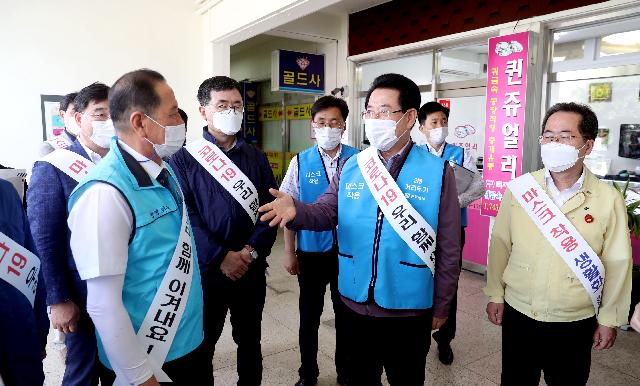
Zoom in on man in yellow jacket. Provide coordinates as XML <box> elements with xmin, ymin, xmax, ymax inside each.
<box><xmin>485</xmin><ymin>102</ymin><xmax>632</xmax><ymax>386</ymax></box>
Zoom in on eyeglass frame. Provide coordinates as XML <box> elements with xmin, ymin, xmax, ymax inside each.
<box><xmin>538</xmin><ymin>132</ymin><xmax>585</xmax><ymax>144</ymax></box>
<box><xmin>206</xmin><ymin>103</ymin><xmax>244</xmax><ymax>114</ymax></box>
<box><xmin>310</xmin><ymin>119</ymin><xmax>345</xmax><ymax>129</ymax></box>
<box><xmin>361</xmin><ymin>109</ymin><xmax>404</xmax><ymax>120</ymax></box>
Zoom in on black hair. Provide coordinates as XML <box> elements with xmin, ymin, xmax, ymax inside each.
<box><xmin>109</xmin><ymin>69</ymin><xmax>166</xmax><ymax>129</ymax></box>
<box><xmin>60</xmin><ymin>92</ymin><xmax>78</xmax><ymax>112</ymax></box>
<box><xmin>178</xmin><ymin>108</ymin><xmax>188</xmax><ymax>129</ymax></box>
<box><xmin>418</xmin><ymin>101</ymin><xmax>449</xmax><ymax>125</ymax></box>
<box><xmin>542</xmin><ymin>102</ymin><xmax>598</xmax><ymax>141</ymax></box>
<box><xmin>311</xmin><ymin>95</ymin><xmax>349</xmax><ymax>120</ymax></box>
<box><xmin>364</xmin><ymin>73</ymin><xmax>421</xmax><ymax>112</ymax></box>
<box><xmin>73</xmin><ymin>83</ymin><xmax>109</xmax><ymax>113</ymax></box>
<box><xmin>197</xmin><ymin>76</ymin><xmax>242</xmax><ymax>106</ymax></box>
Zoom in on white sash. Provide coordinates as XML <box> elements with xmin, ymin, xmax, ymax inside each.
<box><xmin>186</xmin><ymin>138</ymin><xmax>259</xmax><ymax>224</ymax></box>
<box><xmin>41</xmin><ymin>149</ymin><xmax>95</xmax><ymax>182</ymax></box>
<box><xmin>45</xmin><ymin>135</ymin><xmax>72</xmax><ymax>150</ymax></box>
<box><xmin>0</xmin><ymin>231</ymin><xmax>41</xmax><ymax>307</ymax></box>
<box><xmin>356</xmin><ymin>146</ymin><xmax>436</xmax><ymax>273</ymax></box>
<box><xmin>115</xmin><ymin>185</ymin><xmax>194</xmax><ymax>384</ymax></box>
<box><xmin>508</xmin><ymin>173</ymin><xmax>605</xmax><ymax>311</ymax></box>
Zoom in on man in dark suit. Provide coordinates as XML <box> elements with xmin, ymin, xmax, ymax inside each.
<box><xmin>27</xmin><ymin>82</ymin><xmax>113</xmax><ymax>386</ymax></box>
<box><xmin>0</xmin><ymin>178</ymin><xmax>48</xmax><ymax>386</ymax></box>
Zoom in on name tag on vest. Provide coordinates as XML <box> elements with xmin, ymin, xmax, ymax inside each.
<box><xmin>0</xmin><ymin>231</ymin><xmax>40</xmax><ymax>307</ymax></box>
<box><xmin>41</xmin><ymin>149</ymin><xmax>95</xmax><ymax>182</ymax></box>
<box><xmin>508</xmin><ymin>173</ymin><xmax>604</xmax><ymax>312</ymax></box>
<box><xmin>186</xmin><ymin>138</ymin><xmax>259</xmax><ymax>224</ymax></box>
<box><xmin>356</xmin><ymin>146</ymin><xmax>436</xmax><ymax>273</ymax></box>
<box><xmin>46</xmin><ymin>136</ymin><xmax>72</xmax><ymax>150</ymax></box>
<box><xmin>115</xmin><ymin>181</ymin><xmax>194</xmax><ymax>383</ymax></box>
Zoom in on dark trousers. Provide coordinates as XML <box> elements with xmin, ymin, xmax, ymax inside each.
<box><xmin>432</xmin><ymin>227</ymin><xmax>465</xmax><ymax>346</ymax></box>
<box><xmin>62</xmin><ymin>276</ymin><xmax>105</xmax><ymax>386</ymax></box>
<box><xmin>202</xmin><ymin>262</ymin><xmax>267</xmax><ymax>386</ymax></box>
<box><xmin>501</xmin><ymin>303</ymin><xmax>597</xmax><ymax>386</ymax></box>
<box><xmin>99</xmin><ymin>343</ymin><xmax>213</xmax><ymax>385</ymax></box>
<box><xmin>346</xmin><ymin>306</ymin><xmax>432</xmax><ymax>386</ymax></box>
<box><xmin>296</xmin><ymin>249</ymin><xmax>348</xmax><ymax>381</ymax></box>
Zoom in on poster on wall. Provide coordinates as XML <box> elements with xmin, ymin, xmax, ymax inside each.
<box><xmin>271</xmin><ymin>49</ymin><xmax>325</xmax><ymax>94</ymax></box>
<box><xmin>40</xmin><ymin>94</ymin><xmax>64</xmax><ymax>140</ymax></box>
<box><xmin>481</xmin><ymin>31</ymin><xmax>529</xmax><ymax>217</ymax></box>
<box><xmin>439</xmin><ymin>98</ymin><xmax>485</xmax><ymax>162</ymax></box>
<box><xmin>589</xmin><ymin>82</ymin><xmax>612</xmax><ymax>102</ymax></box>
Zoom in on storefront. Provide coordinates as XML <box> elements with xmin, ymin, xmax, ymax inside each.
<box><xmin>346</xmin><ymin>0</ymin><xmax>640</xmax><ymax>272</ymax></box>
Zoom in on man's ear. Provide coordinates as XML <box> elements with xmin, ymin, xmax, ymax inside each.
<box><xmin>130</xmin><ymin>111</ymin><xmax>146</xmax><ymax>135</ymax></box>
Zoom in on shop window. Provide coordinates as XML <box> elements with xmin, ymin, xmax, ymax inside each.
<box><xmin>439</xmin><ymin>44</ymin><xmax>488</xmax><ymax>83</ymax></box>
<box><xmin>599</xmin><ymin>30</ymin><xmax>640</xmax><ymax>57</ymax></box>
<box><xmin>552</xmin><ymin>40</ymin><xmax>585</xmax><ymax>62</ymax></box>
<box><xmin>358</xmin><ymin>52</ymin><xmax>433</xmax><ymax>91</ymax></box>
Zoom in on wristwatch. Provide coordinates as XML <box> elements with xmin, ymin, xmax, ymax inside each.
<box><xmin>245</xmin><ymin>245</ymin><xmax>258</xmax><ymax>260</ymax></box>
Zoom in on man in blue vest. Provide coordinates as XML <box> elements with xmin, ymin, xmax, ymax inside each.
<box><xmin>169</xmin><ymin>76</ymin><xmax>277</xmax><ymax>386</ymax></box>
<box><xmin>0</xmin><ymin>179</ymin><xmax>48</xmax><ymax>386</ymax></box>
<box><xmin>259</xmin><ymin>73</ymin><xmax>462</xmax><ymax>386</ymax></box>
<box><xmin>67</xmin><ymin>69</ymin><xmax>209</xmax><ymax>385</ymax></box>
<box><xmin>416</xmin><ymin>101</ymin><xmax>485</xmax><ymax>365</ymax></box>
<box><xmin>280</xmin><ymin>96</ymin><xmax>358</xmax><ymax>386</ymax></box>
<box><xmin>28</xmin><ymin>82</ymin><xmax>113</xmax><ymax>386</ymax></box>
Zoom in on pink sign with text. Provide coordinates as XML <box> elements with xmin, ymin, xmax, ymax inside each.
<box><xmin>481</xmin><ymin>31</ymin><xmax>529</xmax><ymax>216</ymax></box>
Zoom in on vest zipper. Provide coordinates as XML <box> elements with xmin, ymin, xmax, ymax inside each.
<box><xmin>368</xmin><ymin>208</ymin><xmax>384</xmax><ymax>294</ymax></box>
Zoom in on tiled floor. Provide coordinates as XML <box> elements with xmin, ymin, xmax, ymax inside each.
<box><xmin>44</xmin><ymin>231</ymin><xmax>640</xmax><ymax>385</ymax></box>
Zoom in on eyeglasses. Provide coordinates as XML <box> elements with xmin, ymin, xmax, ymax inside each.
<box><xmin>362</xmin><ymin>109</ymin><xmax>403</xmax><ymax>120</ymax></box>
<box><xmin>209</xmin><ymin>104</ymin><xmax>244</xmax><ymax>114</ymax></box>
<box><xmin>85</xmin><ymin>112</ymin><xmax>110</xmax><ymax>121</ymax></box>
<box><xmin>539</xmin><ymin>132</ymin><xmax>582</xmax><ymax>144</ymax></box>
<box><xmin>311</xmin><ymin>119</ymin><xmax>345</xmax><ymax>129</ymax></box>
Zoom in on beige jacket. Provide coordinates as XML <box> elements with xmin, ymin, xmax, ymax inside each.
<box><xmin>485</xmin><ymin>168</ymin><xmax>633</xmax><ymax>327</ymax></box>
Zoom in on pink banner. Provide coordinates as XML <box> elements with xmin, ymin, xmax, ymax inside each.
<box><xmin>481</xmin><ymin>31</ymin><xmax>530</xmax><ymax>216</ymax></box>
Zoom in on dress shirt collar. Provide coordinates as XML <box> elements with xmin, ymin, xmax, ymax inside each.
<box><xmin>319</xmin><ymin>144</ymin><xmax>342</xmax><ymax>162</ymax></box>
<box><xmin>544</xmin><ymin>167</ymin><xmax>585</xmax><ymax>205</ymax></box>
<box><xmin>379</xmin><ymin>140</ymin><xmax>412</xmax><ymax>170</ymax></box>
<box><xmin>425</xmin><ymin>141</ymin><xmax>446</xmax><ymax>158</ymax></box>
<box><xmin>78</xmin><ymin>137</ymin><xmax>104</xmax><ymax>164</ymax></box>
<box><xmin>202</xmin><ymin>126</ymin><xmax>241</xmax><ymax>153</ymax></box>
<box><xmin>117</xmin><ymin>140</ymin><xmax>164</xmax><ymax>179</ymax></box>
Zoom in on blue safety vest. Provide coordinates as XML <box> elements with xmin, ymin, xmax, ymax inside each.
<box><xmin>337</xmin><ymin>145</ymin><xmax>445</xmax><ymax>310</ymax></box>
<box><xmin>297</xmin><ymin>144</ymin><xmax>359</xmax><ymax>253</ymax></box>
<box><xmin>68</xmin><ymin>139</ymin><xmax>204</xmax><ymax>369</ymax></box>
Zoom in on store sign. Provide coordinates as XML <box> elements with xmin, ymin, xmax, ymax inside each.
<box><xmin>438</xmin><ymin>99</ymin><xmax>451</xmax><ymax>109</ymax></box>
<box><xmin>259</xmin><ymin>105</ymin><xmax>283</xmax><ymax>122</ymax></box>
<box><xmin>481</xmin><ymin>31</ymin><xmax>529</xmax><ymax>217</ymax></box>
<box><xmin>259</xmin><ymin>103</ymin><xmax>313</xmax><ymax>121</ymax></box>
<box><xmin>272</xmin><ymin>49</ymin><xmax>325</xmax><ymax>94</ymax></box>
<box><xmin>241</xmin><ymin>82</ymin><xmax>259</xmax><ymax>144</ymax></box>
<box><xmin>265</xmin><ymin>151</ymin><xmax>296</xmax><ymax>186</ymax></box>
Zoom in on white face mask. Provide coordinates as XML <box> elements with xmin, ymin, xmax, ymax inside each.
<box><xmin>314</xmin><ymin>127</ymin><xmax>343</xmax><ymax>151</ymax></box>
<box><xmin>541</xmin><ymin>141</ymin><xmax>586</xmax><ymax>172</ymax></box>
<box><xmin>212</xmin><ymin>109</ymin><xmax>243</xmax><ymax>136</ymax></box>
<box><xmin>145</xmin><ymin>115</ymin><xmax>186</xmax><ymax>159</ymax></box>
<box><xmin>65</xmin><ymin>113</ymin><xmax>80</xmax><ymax>136</ymax></box>
<box><xmin>428</xmin><ymin>126</ymin><xmax>448</xmax><ymax>145</ymax></box>
<box><xmin>90</xmin><ymin>119</ymin><xmax>115</xmax><ymax>149</ymax></box>
<box><xmin>364</xmin><ymin>112</ymin><xmax>409</xmax><ymax>152</ymax></box>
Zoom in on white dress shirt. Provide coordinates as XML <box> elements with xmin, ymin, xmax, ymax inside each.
<box><xmin>280</xmin><ymin>144</ymin><xmax>344</xmax><ymax>199</ymax></box>
<box><xmin>78</xmin><ymin>137</ymin><xmax>104</xmax><ymax>164</ymax></box>
<box><xmin>68</xmin><ymin>140</ymin><xmax>166</xmax><ymax>384</ymax></box>
<box><xmin>544</xmin><ymin>168</ymin><xmax>585</xmax><ymax>207</ymax></box>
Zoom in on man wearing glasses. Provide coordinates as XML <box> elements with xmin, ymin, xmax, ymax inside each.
<box><xmin>279</xmin><ymin>96</ymin><xmax>358</xmax><ymax>386</ymax></box>
<box><xmin>27</xmin><ymin>82</ymin><xmax>114</xmax><ymax>385</ymax></box>
<box><xmin>169</xmin><ymin>76</ymin><xmax>277</xmax><ymax>385</ymax></box>
<box><xmin>259</xmin><ymin>73</ymin><xmax>461</xmax><ymax>386</ymax></box>
<box><xmin>485</xmin><ymin>102</ymin><xmax>632</xmax><ymax>386</ymax></box>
